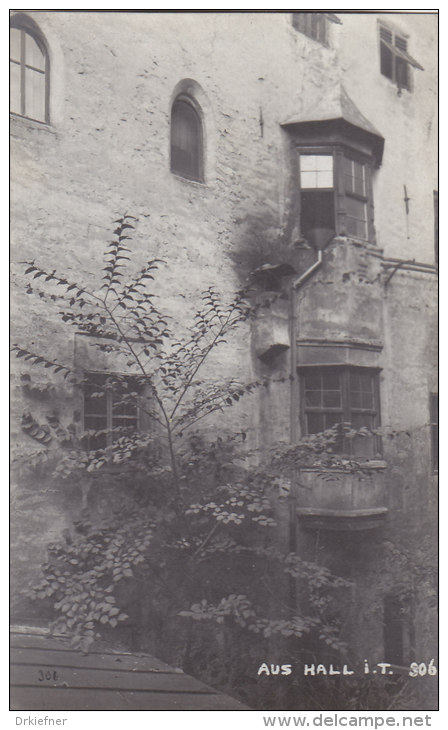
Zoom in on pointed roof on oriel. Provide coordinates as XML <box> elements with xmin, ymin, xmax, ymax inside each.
<box><xmin>282</xmin><ymin>84</ymin><xmax>384</xmax><ymax>166</ymax></box>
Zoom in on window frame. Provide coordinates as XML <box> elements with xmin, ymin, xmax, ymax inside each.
<box><xmin>10</xmin><ymin>16</ymin><xmax>50</xmax><ymax>124</ymax></box>
<box><xmin>82</xmin><ymin>372</ymin><xmax>141</xmax><ymax>450</ymax></box>
<box><xmin>430</xmin><ymin>392</ymin><xmax>438</xmax><ymax>473</ymax></box>
<box><xmin>299</xmin><ymin>366</ymin><xmax>381</xmax><ymax>457</ymax></box>
<box><xmin>292</xmin><ymin>13</ymin><xmax>328</xmax><ymax>45</ymax></box>
<box><xmin>378</xmin><ymin>23</ymin><xmax>423</xmax><ymax>92</ymax></box>
<box><xmin>170</xmin><ymin>94</ymin><xmax>204</xmax><ymax>183</ymax></box>
<box><xmin>297</xmin><ymin>145</ymin><xmax>375</xmax><ymax>243</ymax></box>
<box><xmin>291</xmin><ymin>12</ymin><xmax>341</xmax><ymax>46</ymax></box>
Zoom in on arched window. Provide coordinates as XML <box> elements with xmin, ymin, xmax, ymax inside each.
<box><xmin>10</xmin><ymin>16</ymin><xmax>49</xmax><ymax>123</ymax></box>
<box><xmin>170</xmin><ymin>96</ymin><xmax>203</xmax><ymax>182</ymax></box>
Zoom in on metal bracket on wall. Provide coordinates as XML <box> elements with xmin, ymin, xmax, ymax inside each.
<box><xmin>384</xmin><ymin>259</ymin><xmax>416</xmax><ymax>287</ymax></box>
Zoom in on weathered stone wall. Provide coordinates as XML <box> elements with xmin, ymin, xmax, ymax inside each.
<box><xmin>11</xmin><ymin>9</ymin><xmax>437</xmax><ymax>673</ymax></box>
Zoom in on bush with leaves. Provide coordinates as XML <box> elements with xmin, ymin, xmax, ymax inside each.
<box><xmin>13</xmin><ymin>215</ymin><xmax>393</xmax><ymax>706</ymax></box>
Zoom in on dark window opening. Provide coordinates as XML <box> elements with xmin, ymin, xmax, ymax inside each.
<box><xmin>293</xmin><ymin>13</ymin><xmax>327</xmax><ymax>44</ymax></box>
<box><xmin>384</xmin><ymin>595</ymin><xmax>405</xmax><ymax>665</ymax></box>
<box><xmin>379</xmin><ymin>25</ymin><xmax>423</xmax><ymax>91</ymax></box>
<box><xmin>434</xmin><ymin>191</ymin><xmax>438</xmax><ymax>264</ymax></box>
<box><xmin>298</xmin><ymin>151</ymin><xmax>372</xmax><ymax>243</ymax></box>
<box><xmin>10</xmin><ymin>18</ymin><xmax>49</xmax><ymax>123</ymax></box>
<box><xmin>430</xmin><ymin>393</ymin><xmax>438</xmax><ymax>473</ymax></box>
<box><xmin>292</xmin><ymin>13</ymin><xmax>341</xmax><ymax>45</ymax></box>
<box><xmin>170</xmin><ymin>97</ymin><xmax>203</xmax><ymax>182</ymax></box>
<box><xmin>301</xmin><ymin>191</ymin><xmax>335</xmax><ymax>239</ymax></box>
<box><xmin>83</xmin><ymin>373</ymin><xmax>140</xmax><ymax>450</ymax></box>
<box><xmin>301</xmin><ymin>367</ymin><xmax>380</xmax><ymax>457</ymax></box>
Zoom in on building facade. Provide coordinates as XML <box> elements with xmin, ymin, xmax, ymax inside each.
<box><xmin>10</xmin><ymin>11</ymin><xmax>438</xmax><ymax>708</ymax></box>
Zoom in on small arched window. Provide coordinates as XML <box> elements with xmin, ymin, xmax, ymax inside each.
<box><xmin>10</xmin><ymin>16</ymin><xmax>49</xmax><ymax>123</ymax></box>
<box><xmin>170</xmin><ymin>96</ymin><xmax>203</xmax><ymax>182</ymax></box>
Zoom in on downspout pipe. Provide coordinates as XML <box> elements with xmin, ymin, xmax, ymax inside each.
<box><xmin>289</xmin><ymin>249</ymin><xmax>323</xmax><ymax>445</ymax></box>
<box><xmin>287</xmin><ymin>249</ymin><xmax>323</xmax><ymax>601</ymax></box>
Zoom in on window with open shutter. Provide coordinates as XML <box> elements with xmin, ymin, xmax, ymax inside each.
<box><xmin>379</xmin><ymin>24</ymin><xmax>423</xmax><ymax>91</ymax></box>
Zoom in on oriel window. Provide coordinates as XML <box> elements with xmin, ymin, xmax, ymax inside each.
<box><xmin>301</xmin><ymin>367</ymin><xmax>381</xmax><ymax>457</ymax></box>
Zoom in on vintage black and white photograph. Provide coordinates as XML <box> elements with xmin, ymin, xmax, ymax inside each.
<box><xmin>10</xmin><ymin>9</ymin><xmax>438</xmax><ymax>714</ymax></box>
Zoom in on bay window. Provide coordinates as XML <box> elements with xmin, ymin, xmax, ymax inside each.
<box><xmin>298</xmin><ymin>148</ymin><xmax>373</xmax><ymax>243</ymax></box>
<box><xmin>301</xmin><ymin>366</ymin><xmax>381</xmax><ymax>457</ymax></box>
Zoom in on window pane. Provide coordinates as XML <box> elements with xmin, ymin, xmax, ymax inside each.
<box><xmin>10</xmin><ymin>61</ymin><xmax>21</xmax><ymax>115</ymax></box>
<box><xmin>300</xmin><ymin>155</ymin><xmax>333</xmax><ymax>189</ymax></box>
<box><xmin>430</xmin><ymin>394</ymin><xmax>438</xmax><ymax>423</ymax></box>
<box><xmin>112</xmin><ymin>417</ymin><xmax>138</xmax><ymax>430</ymax></box>
<box><xmin>83</xmin><ymin>417</ymin><xmax>107</xmax><ymax>450</ymax></box>
<box><xmin>345</xmin><ymin>159</ymin><xmax>366</xmax><ymax>196</ymax></box>
<box><xmin>380</xmin><ymin>41</ymin><xmax>393</xmax><ymax>79</ymax></box>
<box><xmin>324</xmin><ymin>413</ymin><xmax>342</xmax><ymax>430</ymax></box>
<box><xmin>303</xmin><ymin>369</ymin><xmax>379</xmax><ymax>454</ymax></box>
<box><xmin>10</xmin><ymin>28</ymin><xmax>22</xmax><ymax>63</ymax></box>
<box><xmin>171</xmin><ymin>99</ymin><xmax>201</xmax><ymax>180</ymax></box>
<box><xmin>300</xmin><ymin>155</ymin><xmax>318</xmax><ymax>172</ymax></box>
<box><xmin>25</xmin><ymin>67</ymin><xmax>46</xmax><ymax>122</ymax></box>
<box><xmin>346</xmin><ymin>197</ymin><xmax>367</xmax><ymax>239</ymax></box>
<box><xmin>350</xmin><ymin>371</ymin><xmax>374</xmax><ymax>409</ymax></box>
<box><xmin>350</xmin><ymin>414</ymin><xmax>374</xmax><ymax>457</ymax></box>
<box><xmin>316</xmin><ymin>15</ymin><xmax>326</xmax><ymax>44</ymax></box>
<box><xmin>346</xmin><ymin>216</ymin><xmax>367</xmax><ymax>239</ymax></box>
<box><xmin>350</xmin><ymin>372</ymin><xmax>361</xmax><ymax>392</ymax></box>
<box><xmin>316</xmin><ymin>170</ymin><xmax>333</xmax><ymax>188</ymax></box>
<box><xmin>432</xmin><ymin>425</ymin><xmax>438</xmax><ymax>471</ymax></box>
<box><xmin>304</xmin><ymin>372</ymin><xmax>321</xmax><ymax>390</ymax></box>
<box><xmin>353</xmin><ymin>162</ymin><xmax>365</xmax><ymax>196</ymax></box>
<box><xmin>84</xmin><ymin>415</ymin><xmax>108</xmax><ymax>432</ymax></box>
<box><xmin>322</xmin><ymin>370</ymin><xmax>340</xmax><ymax>390</ymax></box>
<box><xmin>25</xmin><ymin>32</ymin><xmax>45</xmax><ymax>71</ymax></box>
<box><xmin>323</xmin><ymin>390</ymin><xmax>341</xmax><ymax>408</ymax></box>
<box><xmin>84</xmin><ymin>386</ymin><xmax>107</xmax><ymax>415</ymax></box>
<box><xmin>351</xmin><ymin>413</ymin><xmax>373</xmax><ymax>431</ymax></box>
<box><xmin>300</xmin><ymin>170</ymin><xmax>318</xmax><ymax>189</ymax></box>
<box><xmin>307</xmin><ymin>413</ymin><xmax>324</xmax><ymax>434</ymax></box>
<box><xmin>396</xmin><ymin>57</ymin><xmax>409</xmax><ymax>89</ymax></box>
<box><xmin>113</xmin><ymin>400</ymin><xmax>137</xmax><ymax>417</ymax></box>
<box><xmin>305</xmin><ymin>390</ymin><xmax>321</xmax><ymax>407</ymax></box>
<box><xmin>301</xmin><ymin>191</ymin><xmax>335</xmax><ymax>236</ymax></box>
<box><xmin>316</xmin><ymin>155</ymin><xmax>333</xmax><ymax>172</ymax></box>
<box><xmin>358</xmin><ymin>371</ymin><xmax>372</xmax><ymax>392</ymax></box>
<box><xmin>344</xmin><ymin>157</ymin><xmax>354</xmax><ymax>193</ymax></box>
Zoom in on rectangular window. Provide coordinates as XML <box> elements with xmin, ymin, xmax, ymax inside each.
<box><xmin>379</xmin><ymin>24</ymin><xmax>423</xmax><ymax>91</ymax></box>
<box><xmin>298</xmin><ymin>150</ymin><xmax>372</xmax><ymax>243</ymax></box>
<box><xmin>301</xmin><ymin>367</ymin><xmax>380</xmax><ymax>457</ymax></box>
<box><xmin>383</xmin><ymin>595</ymin><xmax>405</xmax><ymax>665</ymax></box>
<box><xmin>430</xmin><ymin>393</ymin><xmax>438</xmax><ymax>472</ymax></box>
<box><xmin>434</xmin><ymin>191</ymin><xmax>438</xmax><ymax>265</ymax></box>
<box><xmin>292</xmin><ymin>13</ymin><xmax>341</xmax><ymax>45</ymax></box>
<box><xmin>83</xmin><ymin>372</ymin><xmax>140</xmax><ymax>450</ymax></box>
<box><xmin>10</xmin><ymin>24</ymin><xmax>49</xmax><ymax>123</ymax></box>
